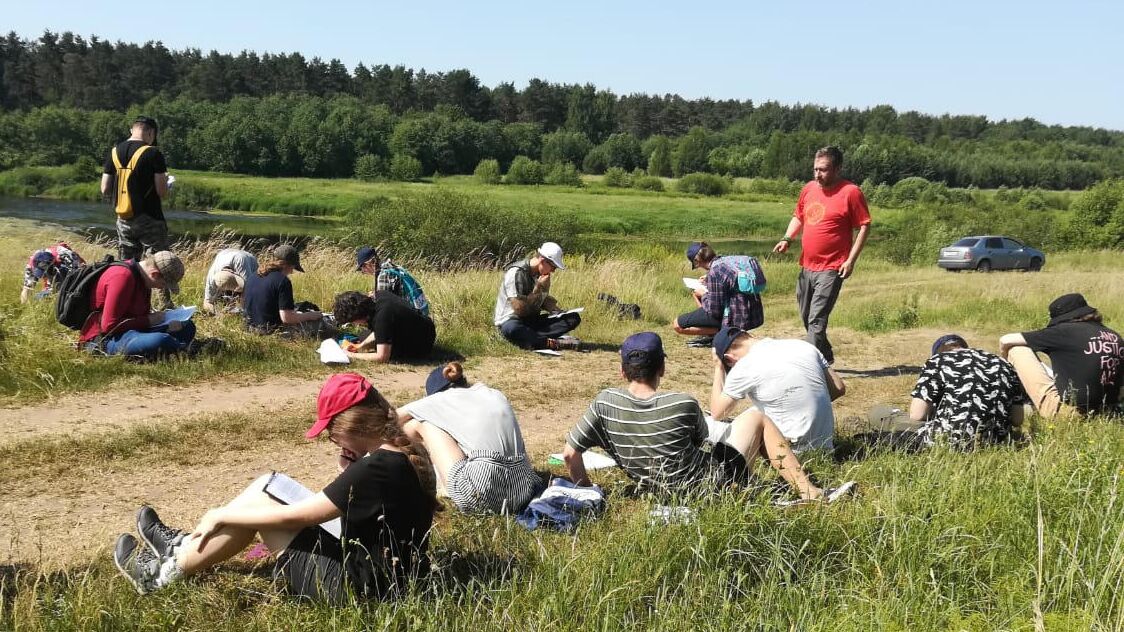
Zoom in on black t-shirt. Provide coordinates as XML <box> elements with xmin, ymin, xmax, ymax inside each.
<box><xmin>322</xmin><ymin>449</ymin><xmax>434</xmax><ymax>598</ymax></box>
<box><xmin>243</xmin><ymin>270</ymin><xmax>294</xmax><ymax>330</ymax></box>
<box><xmin>1022</xmin><ymin>321</ymin><xmax>1124</xmax><ymax>413</ymax></box>
<box><xmin>367</xmin><ymin>291</ymin><xmax>436</xmax><ymax>359</ymax></box>
<box><xmin>102</xmin><ymin>140</ymin><xmax>168</xmax><ymax>221</ymax></box>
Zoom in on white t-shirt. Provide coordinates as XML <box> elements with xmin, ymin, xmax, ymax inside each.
<box><xmin>722</xmin><ymin>338</ymin><xmax>835</xmax><ymax>451</ymax></box>
<box><xmin>400</xmin><ymin>383</ymin><xmax>527</xmax><ymax>456</ymax></box>
<box><xmin>203</xmin><ymin>249</ymin><xmax>258</xmax><ymax>303</ymax></box>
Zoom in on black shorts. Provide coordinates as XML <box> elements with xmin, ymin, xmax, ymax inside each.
<box><xmin>708</xmin><ymin>441</ymin><xmax>752</xmax><ymax>485</ymax></box>
<box><xmin>273</xmin><ymin>527</ymin><xmax>348</xmax><ymax>603</ymax></box>
<box><xmin>677</xmin><ymin>307</ymin><xmax>722</xmax><ymax>330</ymax></box>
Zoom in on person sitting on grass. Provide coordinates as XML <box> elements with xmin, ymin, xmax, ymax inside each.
<box><xmin>332</xmin><ymin>290</ymin><xmax>436</xmax><ymax>363</ymax></box>
<box><xmin>78</xmin><ymin>250</ymin><xmax>198</xmax><ymax>360</ymax></box>
<box><xmin>908</xmin><ymin>334</ymin><xmax>1027</xmax><ymax>449</ymax></box>
<box><xmin>673</xmin><ymin>242</ymin><xmax>766</xmax><ymax>348</ymax></box>
<box><xmin>710</xmin><ymin>327</ymin><xmax>844</xmax><ymax>453</ymax></box>
<box><xmin>397</xmin><ymin>362</ymin><xmax>543</xmax><ymax>515</ymax></box>
<box><xmin>21</xmin><ymin>242</ymin><xmax>84</xmax><ymax>303</ymax></box>
<box><xmin>112</xmin><ymin>373</ymin><xmax>439</xmax><ymax>603</ymax></box>
<box><xmin>243</xmin><ymin>245</ymin><xmax>338</xmax><ymax>340</ymax></box>
<box><xmin>493</xmin><ymin>241</ymin><xmax>582</xmax><ymax>351</ymax></box>
<box><xmin>1000</xmin><ymin>293</ymin><xmax>1123</xmax><ymax>418</ymax></box>
<box><xmin>202</xmin><ymin>248</ymin><xmax>258</xmax><ymax>315</ymax></box>
<box><xmin>563</xmin><ymin>331</ymin><xmax>855</xmax><ymax>504</ymax></box>
<box><xmin>355</xmin><ymin>246</ymin><xmax>430</xmax><ymax>317</ymax></box>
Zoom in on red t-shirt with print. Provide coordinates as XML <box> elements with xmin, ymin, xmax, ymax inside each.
<box><xmin>794</xmin><ymin>179</ymin><xmax>872</xmax><ymax>271</ymax></box>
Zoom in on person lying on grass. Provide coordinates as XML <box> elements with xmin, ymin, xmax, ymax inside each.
<box><xmin>113</xmin><ymin>373</ymin><xmax>439</xmax><ymax>603</ymax></box>
<box><xmin>243</xmin><ymin>244</ymin><xmax>339</xmax><ymax>340</ymax></box>
<box><xmin>1000</xmin><ymin>293</ymin><xmax>1123</xmax><ymax>419</ymax></box>
<box><xmin>709</xmin><ymin>327</ymin><xmax>844</xmax><ymax>454</ymax></box>
<box><xmin>332</xmin><ymin>290</ymin><xmax>436</xmax><ymax>363</ymax></box>
<box><xmin>492</xmin><ymin>241</ymin><xmax>582</xmax><ymax>352</ymax></box>
<box><xmin>908</xmin><ymin>334</ymin><xmax>1027</xmax><ymax>449</ymax></box>
<box><xmin>673</xmin><ymin>242</ymin><xmax>766</xmax><ymax>348</ymax></box>
<box><xmin>398</xmin><ymin>362</ymin><xmax>543</xmax><ymax>515</ymax></box>
<box><xmin>563</xmin><ymin>331</ymin><xmax>855</xmax><ymax>504</ymax></box>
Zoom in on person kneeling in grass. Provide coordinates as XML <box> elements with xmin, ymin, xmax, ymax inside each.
<box><xmin>79</xmin><ymin>250</ymin><xmax>197</xmax><ymax>360</ymax></box>
<box><xmin>673</xmin><ymin>242</ymin><xmax>766</xmax><ymax>347</ymax></box>
<box><xmin>113</xmin><ymin>373</ymin><xmax>439</xmax><ymax>602</ymax></box>
<box><xmin>709</xmin><ymin>327</ymin><xmax>844</xmax><ymax>454</ymax></box>
<box><xmin>202</xmin><ymin>248</ymin><xmax>257</xmax><ymax>315</ymax></box>
<box><xmin>332</xmin><ymin>290</ymin><xmax>436</xmax><ymax>363</ymax></box>
<box><xmin>398</xmin><ymin>362</ymin><xmax>543</xmax><ymax>515</ymax></box>
<box><xmin>493</xmin><ymin>241</ymin><xmax>582</xmax><ymax>351</ymax></box>
<box><xmin>909</xmin><ymin>334</ymin><xmax>1027</xmax><ymax>449</ymax></box>
<box><xmin>563</xmin><ymin>331</ymin><xmax>854</xmax><ymax>503</ymax></box>
<box><xmin>243</xmin><ymin>245</ymin><xmax>338</xmax><ymax>340</ymax></box>
<box><xmin>21</xmin><ymin>242</ymin><xmax>84</xmax><ymax>303</ymax></box>
<box><xmin>999</xmin><ymin>293</ymin><xmax>1123</xmax><ymax>418</ymax></box>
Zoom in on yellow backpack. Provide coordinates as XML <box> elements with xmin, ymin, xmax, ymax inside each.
<box><xmin>110</xmin><ymin>144</ymin><xmax>151</xmax><ymax>220</ymax></box>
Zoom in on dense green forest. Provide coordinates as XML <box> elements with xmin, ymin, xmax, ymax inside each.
<box><xmin>2</xmin><ymin>31</ymin><xmax>1122</xmax><ymax>188</ymax></box>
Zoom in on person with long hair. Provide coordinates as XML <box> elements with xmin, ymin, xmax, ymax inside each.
<box><xmin>398</xmin><ymin>362</ymin><xmax>543</xmax><ymax>514</ymax></box>
<box><xmin>112</xmin><ymin>373</ymin><xmax>439</xmax><ymax>603</ymax></box>
<box><xmin>243</xmin><ymin>245</ymin><xmax>338</xmax><ymax>339</ymax></box>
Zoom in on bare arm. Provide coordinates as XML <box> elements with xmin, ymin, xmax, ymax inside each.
<box><xmin>154</xmin><ymin>173</ymin><xmax>169</xmax><ymax>199</ymax></box>
<box><xmin>908</xmin><ymin>397</ymin><xmax>932</xmax><ymax>422</ymax></box>
<box><xmin>563</xmin><ymin>444</ymin><xmax>591</xmax><ymax>487</ymax></box>
<box><xmin>773</xmin><ymin>217</ymin><xmax>804</xmax><ymax>253</ymax></box>
<box><xmin>20</xmin><ymin>286</ymin><xmax>32</xmax><ymax>303</ymax></box>
<box><xmin>100</xmin><ymin>173</ymin><xmax>112</xmax><ymax>196</ymax></box>
<box><xmin>825</xmin><ymin>367</ymin><xmax>846</xmax><ymax>400</ymax></box>
<box><xmin>839</xmin><ymin>224</ymin><xmax>871</xmax><ymax>279</ymax></box>
<box><xmin>999</xmin><ymin>333</ymin><xmax>1028</xmax><ymax>359</ymax></box>
<box><xmin>709</xmin><ymin>354</ymin><xmax>739</xmax><ymax>419</ymax></box>
<box><xmin>279</xmin><ymin>308</ymin><xmax>322</xmax><ymax>325</ymax></box>
<box><xmin>190</xmin><ymin>492</ymin><xmax>340</xmax><ymax>550</ymax></box>
<box><xmin>347</xmin><ymin>343</ymin><xmax>392</xmax><ymax>363</ymax></box>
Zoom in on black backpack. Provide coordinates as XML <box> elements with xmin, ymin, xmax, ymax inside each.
<box><xmin>54</xmin><ymin>255</ymin><xmax>136</xmax><ymax>330</ymax></box>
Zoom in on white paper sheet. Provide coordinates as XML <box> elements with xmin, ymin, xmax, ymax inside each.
<box><xmin>547</xmin><ymin>307</ymin><xmax>585</xmax><ymax>319</ymax></box>
<box><xmin>317</xmin><ymin>338</ymin><xmax>351</xmax><ymax>364</ymax></box>
<box><xmin>682</xmin><ymin>277</ymin><xmax>705</xmax><ymax>292</ymax></box>
<box><xmin>548</xmin><ymin>451</ymin><xmax>617</xmax><ymax>470</ymax></box>
<box><xmin>263</xmin><ymin>472</ymin><xmax>342</xmax><ymax>538</ymax></box>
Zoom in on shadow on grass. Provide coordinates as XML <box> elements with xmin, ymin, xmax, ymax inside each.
<box><xmin>834</xmin><ymin>364</ymin><xmax>923</xmax><ymax>378</ymax></box>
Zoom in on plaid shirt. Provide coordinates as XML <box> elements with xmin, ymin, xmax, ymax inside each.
<box><xmin>701</xmin><ymin>256</ymin><xmax>764</xmax><ymax>330</ymax></box>
<box><xmin>375</xmin><ymin>261</ymin><xmax>430</xmax><ymax>317</ymax></box>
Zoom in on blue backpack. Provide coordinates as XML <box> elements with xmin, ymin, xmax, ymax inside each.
<box><xmin>727</xmin><ymin>255</ymin><xmax>767</xmax><ymax>295</ymax></box>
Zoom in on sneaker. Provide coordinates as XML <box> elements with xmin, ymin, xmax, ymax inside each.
<box><xmin>686</xmin><ymin>336</ymin><xmax>714</xmax><ymax>348</ymax></box>
<box><xmin>113</xmin><ymin>533</ymin><xmax>160</xmax><ymax>595</ymax></box>
<box><xmin>136</xmin><ymin>505</ymin><xmax>186</xmax><ymax>559</ymax></box>
<box><xmin>549</xmin><ymin>336</ymin><xmax>583</xmax><ymax>351</ymax></box>
<box><xmin>824</xmin><ymin>481</ymin><xmax>857</xmax><ymax>504</ymax></box>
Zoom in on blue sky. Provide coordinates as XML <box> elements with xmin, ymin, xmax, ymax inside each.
<box><xmin>6</xmin><ymin>0</ymin><xmax>1122</xmax><ymax>130</ymax></box>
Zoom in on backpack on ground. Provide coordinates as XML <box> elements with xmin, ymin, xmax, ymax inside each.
<box><xmin>54</xmin><ymin>255</ymin><xmax>134</xmax><ymax>330</ymax></box>
<box><xmin>110</xmin><ymin>144</ymin><xmax>152</xmax><ymax>220</ymax></box>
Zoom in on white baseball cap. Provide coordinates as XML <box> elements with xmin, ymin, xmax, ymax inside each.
<box><xmin>538</xmin><ymin>242</ymin><xmax>565</xmax><ymax>270</ymax></box>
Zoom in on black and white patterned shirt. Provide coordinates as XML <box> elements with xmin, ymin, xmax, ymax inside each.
<box><xmin>911</xmin><ymin>348</ymin><xmax>1027</xmax><ymax>448</ymax></box>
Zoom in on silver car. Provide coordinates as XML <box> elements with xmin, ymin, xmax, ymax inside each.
<box><xmin>938</xmin><ymin>235</ymin><xmax>1046</xmax><ymax>272</ymax></box>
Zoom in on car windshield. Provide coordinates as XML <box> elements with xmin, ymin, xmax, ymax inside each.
<box><xmin>953</xmin><ymin>238</ymin><xmax>979</xmax><ymax>247</ymax></box>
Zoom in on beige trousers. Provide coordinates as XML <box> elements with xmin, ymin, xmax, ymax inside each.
<box><xmin>1006</xmin><ymin>347</ymin><xmax>1075</xmax><ymax>419</ymax></box>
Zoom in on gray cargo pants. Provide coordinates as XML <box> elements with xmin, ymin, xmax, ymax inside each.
<box><xmin>796</xmin><ymin>268</ymin><xmax>843</xmax><ymax>364</ymax></box>
<box><xmin>117</xmin><ymin>214</ymin><xmax>174</xmax><ymax>309</ymax></box>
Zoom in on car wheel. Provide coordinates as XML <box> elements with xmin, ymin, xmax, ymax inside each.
<box><xmin>1029</xmin><ymin>257</ymin><xmax>1043</xmax><ymax>272</ymax></box>
<box><xmin>976</xmin><ymin>259</ymin><xmax>992</xmax><ymax>273</ymax></box>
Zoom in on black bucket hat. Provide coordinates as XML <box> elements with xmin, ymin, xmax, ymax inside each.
<box><xmin>1047</xmin><ymin>293</ymin><xmax>1096</xmax><ymax>327</ymax></box>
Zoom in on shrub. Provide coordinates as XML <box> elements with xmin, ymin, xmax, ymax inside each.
<box><xmin>541</xmin><ymin>131</ymin><xmax>592</xmax><ymax>168</ymax></box>
<box><xmin>677</xmin><ymin>172</ymin><xmax>731</xmax><ymax>197</ymax></box>
<box><xmin>631</xmin><ymin>175</ymin><xmax>665</xmax><ymax>192</ymax></box>
<box><xmin>504</xmin><ymin>156</ymin><xmax>544</xmax><ymax>185</ymax></box>
<box><xmin>544</xmin><ymin>162</ymin><xmax>583</xmax><ymax>187</ymax></box>
<box><xmin>473</xmin><ymin>158</ymin><xmax>502</xmax><ymax>185</ymax></box>
<box><xmin>345</xmin><ymin>190</ymin><xmax>583</xmax><ymax>265</ymax></box>
<box><xmin>353</xmin><ymin>154</ymin><xmax>387</xmax><ymax>181</ymax></box>
<box><xmin>602</xmin><ymin>167</ymin><xmax>630</xmax><ymax>188</ymax></box>
<box><xmin>389</xmin><ymin>154</ymin><xmax>423</xmax><ymax>182</ymax></box>
<box><xmin>582</xmin><ymin>146</ymin><xmax>609</xmax><ymax>174</ymax></box>
<box><xmin>743</xmin><ymin>177</ymin><xmax>802</xmax><ymax>198</ymax></box>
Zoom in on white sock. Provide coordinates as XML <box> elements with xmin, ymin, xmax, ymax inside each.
<box><xmin>155</xmin><ymin>545</ymin><xmax>184</xmax><ymax>587</ymax></box>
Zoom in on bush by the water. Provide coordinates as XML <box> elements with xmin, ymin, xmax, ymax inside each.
<box><xmin>544</xmin><ymin>162</ymin><xmax>583</xmax><ymax>187</ymax></box>
<box><xmin>346</xmin><ymin>190</ymin><xmax>582</xmax><ymax>265</ymax></box>
<box><xmin>353</xmin><ymin>154</ymin><xmax>387</xmax><ymax>181</ymax></box>
<box><xmin>389</xmin><ymin>155</ymin><xmax>423</xmax><ymax>182</ymax></box>
<box><xmin>504</xmin><ymin>156</ymin><xmax>544</xmax><ymax>185</ymax></box>
<box><xmin>473</xmin><ymin>159</ymin><xmax>502</xmax><ymax>185</ymax></box>
<box><xmin>677</xmin><ymin>172</ymin><xmax>731</xmax><ymax>196</ymax></box>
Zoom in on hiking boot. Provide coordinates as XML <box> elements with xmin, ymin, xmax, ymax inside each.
<box><xmin>548</xmin><ymin>336</ymin><xmax>583</xmax><ymax>352</ymax></box>
<box><xmin>686</xmin><ymin>336</ymin><xmax>714</xmax><ymax>348</ymax></box>
<box><xmin>113</xmin><ymin>533</ymin><xmax>161</xmax><ymax>595</ymax></box>
<box><xmin>136</xmin><ymin>505</ymin><xmax>186</xmax><ymax>560</ymax></box>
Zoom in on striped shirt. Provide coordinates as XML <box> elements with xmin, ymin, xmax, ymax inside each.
<box><xmin>567</xmin><ymin>388</ymin><xmax>713</xmax><ymax>490</ymax></box>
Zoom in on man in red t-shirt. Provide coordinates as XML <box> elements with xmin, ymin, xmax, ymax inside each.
<box><xmin>773</xmin><ymin>146</ymin><xmax>872</xmax><ymax>364</ymax></box>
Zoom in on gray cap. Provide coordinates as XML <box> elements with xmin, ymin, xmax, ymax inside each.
<box><xmin>272</xmin><ymin>244</ymin><xmax>304</xmax><ymax>272</ymax></box>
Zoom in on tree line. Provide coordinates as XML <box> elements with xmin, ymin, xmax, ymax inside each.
<box><xmin>1</xmin><ymin>31</ymin><xmax>1122</xmax><ymax>188</ymax></box>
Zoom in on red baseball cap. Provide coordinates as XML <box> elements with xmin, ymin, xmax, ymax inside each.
<box><xmin>306</xmin><ymin>373</ymin><xmax>372</xmax><ymax>438</ymax></box>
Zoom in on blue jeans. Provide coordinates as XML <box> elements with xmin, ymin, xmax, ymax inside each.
<box><xmin>499</xmin><ymin>313</ymin><xmax>581</xmax><ymax>350</ymax></box>
<box><xmin>98</xmin><ymin>321</ymin><xmax>197</xmax><ymax>359</ymax></box>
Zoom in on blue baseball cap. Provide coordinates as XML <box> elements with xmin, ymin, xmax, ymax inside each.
<box><xmin>931</xmin><ymin>334</ymin><xmax>968</xmax><ymax>356</ymax></box>
<box><xmin>621</xmin><ymin>332</ymin><xmax>665</xmax><ymax>365</ymax></box>
<box><xmin>685</xmin><ymin>242</ymin><xmax>705</xmax><ymax>268</ymax></box>
<box><xmin>712</xmin><ymin>327</ymin><xmax>746</xmax><ymax>365</ymax></box>
<box><xmin>425</xmin><ymin>364</ymin><xmax>468</xmax><ymax>396</ymax></box>
<box><xmin>356</xmin><ymin>246</ymin><xmax>377</xmax><ymax>271</ymax></box>
<box><xmin>31</xmin><ymin>251</ymin><xmax>54</xmax><ymax>278</ymax></box>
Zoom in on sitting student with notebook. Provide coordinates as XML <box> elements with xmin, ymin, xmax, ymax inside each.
<box><xmin>243</xmin><ymin>245</ymin><xmax>338</xmax><ymax>340</ymax></box>
<box><xmin>493</xmin><ymin>242</ymin><xmax>582</xmax><ymax>351</ymax></box>
<box><xmin>563</xmin><ymin>332</ymin><xmax>854</xmax><ymax>503</ymax></box>
<box><xmin>332</xmin><ymin>290</ymin><xmax>436</xmax><ymax>362</ymax></box>
<box><xmin>398</xmin><ymin>362</ymin><xmax>543</xmax><ymax>515</ymax></box>
<box><xmin>674</xmin><ymin>242</ymin><xmax>766</xmax><ymax>347</ymax></box>
<box><xmin>111</xmin><ymin>373</ymin><xmax>439</xmax><ymax>603</ymax></box>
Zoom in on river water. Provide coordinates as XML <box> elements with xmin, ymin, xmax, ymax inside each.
<box><xmin>0</xmin><ymin>196</ymin><xmax>341</xmax><ymax>241</ymax></box>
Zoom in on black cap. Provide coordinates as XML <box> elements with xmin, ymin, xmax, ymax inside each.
<box><xmin>712</xmin><ymin>327</ymin><xmax>746</xmax><ymax>366</ymax></box>
<box><xmin>132</xmin><ymin>116</ymin><xmax>159</xmax><ymax>131</ymax></box>
<box><xmin>356</xmin><ymin>246</ymin><xmax>377</xmax><ymax>271</ymax></box>
<box><xmin>1048</xmin><ymin>293</ymin><xmax>1096</xmax><ymax>326</ymax></box>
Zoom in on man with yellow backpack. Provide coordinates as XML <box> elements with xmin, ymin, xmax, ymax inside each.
<box><xmin>101</xmin><ymin>116</ymin><xmax>174</xmax><ymax>308</ymax></box>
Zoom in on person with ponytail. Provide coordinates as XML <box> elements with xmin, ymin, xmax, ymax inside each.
<box><xmin>398</xmin><ymin>362</ymin><xmax>543</xmax><ymax>515</ymax></box>
<box><xmin>111</xmin><ymin>373</ymin><xmax>439</xmax><ymax>603</ymax></box>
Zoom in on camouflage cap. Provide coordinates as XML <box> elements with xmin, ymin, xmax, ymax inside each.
<box><xmin>151</xmin><ymin>251</ymin><xmax>184</xmax><ymax>293</ymax></box>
